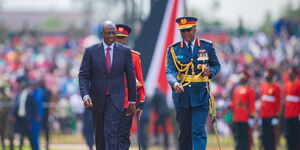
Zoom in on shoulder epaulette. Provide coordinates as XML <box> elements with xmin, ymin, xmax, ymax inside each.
<box><xmin>196</xmin><ymin>39</ymin><xmax>201</xmax><ymax>47</ymax></box>
<box><xmin>200</xmin><ymin>39</ymin><xmax>213</xmax><ymax>44</ymax></box>
<box><xmin>171</xmin><ymin>41</ymin><xmax>181</xmax><ymax>47</ymax></box>
<box><xmin>168</xmin><ymin>41</ymin><xmax>181</xmax><ymax>50</ymax></box>
<box><xmin>131</xmin><ymin>50</ymin><xmax>141</xmax><ymax>55</ymax></box>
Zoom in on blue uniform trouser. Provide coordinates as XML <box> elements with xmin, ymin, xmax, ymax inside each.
<box><xmin>118</xmin><ymin>110</ymin><xmax>133</xmax><ymax>150</ymax></box>
<box><xmin>31</xmin><ymin>120</ymin><xmax>41</xmax><ymax>150</ymax></box>
<box><xmin>176</xmin><ymin>106</ymin><xmax>208</xmax><ymax>150</ymax></box>
<box><xmin>83</xmin><ymin>109</ymin><xmax>94</xmax><ymax>150</ymax></box>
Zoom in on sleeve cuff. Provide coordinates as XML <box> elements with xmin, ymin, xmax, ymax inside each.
<box><xmin>137</xmin><ymin>102</ymin><xmax>144</xmax><ymax>109</ymax></box>
<box><xmin>83</xmin><ymin>95</ymin><xmax>90</xmax><ymax>101</ymax></box>
<box><xmin>129</xmin><ymin>101</ymin><xmax>136</xmax><ymax>104</ymax></box>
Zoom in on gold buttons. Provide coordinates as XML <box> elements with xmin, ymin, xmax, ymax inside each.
<box><xmin>197</xmin><ymin>64</ymin><xmax>202</xmax><ymax>69</ymax></box>
<box><xmin>189</xmin><ymin>84</ymin><xmax>192</xmax><ymax>87</ymax></box>
<box><xmin>191</xmin><ymin>58</ymin><xmax>194</xmax><ymax>61</ymax></box>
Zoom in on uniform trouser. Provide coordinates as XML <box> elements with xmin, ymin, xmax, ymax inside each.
<box><xmin>233</xmin><ymin>122</ymin><xmax>250</xmax><ymax>150</ymax></box>
<box><xmin>154</xmin><ymin>116</ymin><xmax>169</xmax><ymax>150</ymax></box>
<box><xmin>41</xmin><ymin>118</ymin><xmax>50</xmax><ymax>150</ymax></box>
<box><xmin>262</xmin><ymin>118</ymin><xmax>276</xmax><ymax>150</ymax></box>
<box><xmin>176</xmin><ymin>106</ymin><xmax>208</xmax><ymax>150</ymax></box>
<box><xmin>31</xmin><ymin>120</ymin><xmax>41</xmax><ymax>150</ymax></box>
<box><xmin>285</xmin><ymin>117</ymin><xmax>299</xmax><ymax>150</ymax></box>
<box><xmin>17</xmin><ymin>117</ymin><xmax>34</xmax><ymax>150</ymax></box>
<box><xmin>118</xmin><ymin>109</ymin><xmax>133</xmax><ymax>150</ymax></box>
<box><xmin>83</xmin><ymin>109</ymin><xmax>94</xmax><ymax>150</ymax></box>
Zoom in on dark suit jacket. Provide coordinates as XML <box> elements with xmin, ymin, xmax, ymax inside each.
<box><xmin>79</xmin><ymin>41</ymin><xmax>136</xmax><ymax>111</ymax></box>
<box><xmin>13</xmin><ymin>88</ymin><xmax>38</xmax><ymax>121</ymax></box>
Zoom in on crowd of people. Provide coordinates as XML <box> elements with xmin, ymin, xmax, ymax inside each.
<box><xmin>0</xmin><ymin>16</ymin><xmax>299</xmax><ymax>150</ymax></box>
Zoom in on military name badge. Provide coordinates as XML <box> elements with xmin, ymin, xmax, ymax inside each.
<box><xmin>177</xmin><ymin>55</ymin><xmax>183</xmax><ymax>59</ymax></box>
<box><xmin>197</xmin><ymin>49</ymin><xmax>209</xmax><ymax>61</ymax></box>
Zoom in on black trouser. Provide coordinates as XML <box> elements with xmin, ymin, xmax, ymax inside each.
<box><xmin>41</xmin><ymin>117</ymin><xmax>50</xmax><ymax>150</ymax></box>
<box><xmin>285</xmin><ymin>117</ymin><xmax>299</xmax><ymax>150</ymax></box>
<box><xmin>154</xmin><ymin>116</ymin><xmax>169</xmax><ymax>150</ymax></box>
<box><xmin>233</xmin><ymin>122</ymin><xmax>250</xmax><ymax>150</ymax></box>
<box><xmin>118</xmin><ymin>109</ymin><xmax>133</xmax><ymax>150</ymax></box>
<box><xmin>262</xmin><ymin>118</ymin><xmax>276</xmax><ymax>150</ymax></box>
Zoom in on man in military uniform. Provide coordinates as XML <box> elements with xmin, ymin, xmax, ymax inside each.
<box><xmin>283</xmin><ymin>67</ymin><xmax>300</xmax><ymax>150</ymax></box>
<box><xmin>166</xmin><ymin>17</ymin><xmax>221</xmax><ymax>150</ymax></box>
<box><xmin>230</xmin><ymin>72</ymin><xmax>255</xmax><ymax>150</ymax></box>
<box><xmin>115</xmin><ymin>24</ymin><xmax>145</xmax><ymax>150</ymax></box>
<box><xmin>259</xmin><ymin>69</ymin><xmax>281</xmax><ymax>150</ymax></box>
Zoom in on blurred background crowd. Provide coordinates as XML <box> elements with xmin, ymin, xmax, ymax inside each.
<box><xmin>0</xmin><ymin>0</ymin><xmax>299</xmax><ymax>150</ymax></box>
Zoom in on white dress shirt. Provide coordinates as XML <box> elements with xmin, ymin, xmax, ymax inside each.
<box><xmin>184</xmin><ymin>38</ymin><xmax>196</xmax><ymax>54</ymax></box>
<box><xmin>103</xmin><ymin>42</ymin><xmax>114</xmax><ymax>64</ymax></box>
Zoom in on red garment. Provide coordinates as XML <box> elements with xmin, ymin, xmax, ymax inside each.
<box><xmin>231</xmin><ymin>85</ymin><xmax>256</xmax><ymax>122</ymax></box>
<box><xmin>124</xmin><ymin>50</ymin><xmax>146</xmax><ymax>108</ymax></box>
<box><xmin>284</xmin><ymin>80</ymin><xmax>300</xmax><ymax>118</ymax></box>
<box><xmin>259</xmin><ymin>82</ymin><xmax>281</xmax><ymax>118</ymax></box>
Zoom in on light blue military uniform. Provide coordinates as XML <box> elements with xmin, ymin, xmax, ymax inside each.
<box><xmin>166</xmin><ymin>38</ymin><xmax>221</xmax><ymax>150</ymax></box>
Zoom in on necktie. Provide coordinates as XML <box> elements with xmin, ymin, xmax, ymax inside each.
<box><xmin>106</xmin><ymin>47</ymin><xmax>112</xmax><ymax>73</ymax></box>
<box><xmin>105</xmin><ymin>47</ymin><xmax>111</xmax><ymax>95</ymax></box>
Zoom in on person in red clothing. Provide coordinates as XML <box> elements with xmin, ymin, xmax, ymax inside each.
<box><xmin>230</xmin><ymin>71</ymin><xmax>255</xmax><ymax>150</ymax></box>
<box><xmin>259</xmin><ymin>69</ymin><xmax>281</xmax><ymax>150</ymax></box>
<box><xmin>115</xmin><ymin>24</ymin><xmax>145</xmax><ymax>150</ymax></box>
<box><xmin>283</xmin><ymin>67</ymin><xmax>300</xmax><ymax>150</ymax></box>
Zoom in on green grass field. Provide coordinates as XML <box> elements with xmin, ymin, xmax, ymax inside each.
<box><xmin>1</xmin><ymin>134</ymin><xmax>288</xmax><ymax>150</ymax></box>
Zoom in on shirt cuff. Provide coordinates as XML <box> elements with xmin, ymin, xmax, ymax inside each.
<box><xmin>83</xmin><ymin>95</ymin><xmax>90</xmax><ymax>100</ymax></box>
<box><xmin>129</xmin><ymin>101</ymin><xmax>136</xmax><ymax>104</ymax></box>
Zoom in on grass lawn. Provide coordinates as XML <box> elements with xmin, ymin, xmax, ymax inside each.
<box><xmin>2</xmin><ymin>134</ymin><xmax>288</xmax><ymax>150</ymax></box>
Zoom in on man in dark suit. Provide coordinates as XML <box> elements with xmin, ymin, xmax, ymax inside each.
<box><xmin>78</xmin><ymin>21</ymin><xmax>137</xmax><ymax>150</ymax></box>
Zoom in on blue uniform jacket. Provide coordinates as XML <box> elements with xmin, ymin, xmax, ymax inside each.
<box><xmin>166</xmin><ymin>39</ymin><xmax>221</xmax><ymax>108</ymax></box>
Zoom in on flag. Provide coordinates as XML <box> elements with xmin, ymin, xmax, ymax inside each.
<box><xmin>145</xmin><ymin>0</ymin><xmax>185</xmax><ymax>101</ymax></box>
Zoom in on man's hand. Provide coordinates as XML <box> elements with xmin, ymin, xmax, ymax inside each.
<box><xmin>271</xmin><ymin>117</ymin><xmax>279</xmax><ymax>126</ymax></box>
<box><xmin>203</xmin><ymin>67</ymin><xmax>211</xmax><ymax>76</ymax></box>
<box><xmin>136</xmin><ymin>108</ymin><xmax>143</xmax><ymax>120</ymax></box>
<box><xmin>173</xmin><ymin>82</ymin><xmax>184</xmax><ymax>93</ymax></box>
<box><xmin>126</xmin><ymin>103</ymin><xmax>136</xmax><ymax>116</ymax></box>
<box><xmin>136</xmin><ymin>79</ymin><xmax>143</xmax><ymax>88</ymax></box>
<box><xmin>83</xmin><ymin>95</ymin><xmax>93</xmax><ymax>108</ymax></box>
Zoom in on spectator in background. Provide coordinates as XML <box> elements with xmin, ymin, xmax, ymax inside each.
<box><xmin>0</xmin><ymin>81</ymin><xmax>14</xmax><ymax>150</ymax></box>
<box><xmin>82</xmin><ymin>108</ymin><xmax>94</xmax><ymax>150</ymax></box>
<box><xmin>283</xmin><ymin>67</ymin><xmax>300</xmax><ymax>150</ymax></box>
<box><xmin>230</xmin><ymin>72</ymin><xmax>255</xmax><ymax>150</ymax></box>
<box><xmin>40</xmin><ymin>80</ymin><xmax>52</xmax><ymax>150</ymax></box>
<box><xmin>13</xmin><ymin>81</ymin><xmax>37</xmax><ymax>150</ymax></box>
<box><xmin>151</xmin><ymin>88</ymin><xmax>170</xmax><ymax>150</ymax></box>
<box><xmin>259</xmin><ymin>69</ymin><xmax>281</xmax><ymax>150</ymax></box>
<box><xmin>140</xmin><ymin>98</ymin><xmax>151</xmax><ymax>150</ymax></box>
<box><xmin>31</xmin><ymin>81</ymin><xmax>45</xmax><ymax>150</ymax></box>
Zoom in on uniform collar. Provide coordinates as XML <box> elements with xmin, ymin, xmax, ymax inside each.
<box><xmin>184</xmin><ymin>38</ymin><xmax>196</xmax><ymax>48</ymax></box>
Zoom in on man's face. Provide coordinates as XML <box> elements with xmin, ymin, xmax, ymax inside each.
<box><xmin>116</xmin><ymin>36</ymin><xmax>128</xmax><ymax>45</ymax></box>
<box><xmin>264</xmin><ymin>72</ymin><xmax>273</xmax><ymax>83</ymax></box>
<box><xmin>101</xmin><ymin>25</ymin><xmax>116</xmax><ymax>45</ymax></box>
<box><xmin>180</xmin><ymin>27</ymin><xmax>196</xmax><ymax>43</ymax></box>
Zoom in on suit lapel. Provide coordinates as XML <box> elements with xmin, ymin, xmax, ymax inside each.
<box><xmin>98</xmin><ymin>42</ymin><xmax>108</xmax><ymax>73</ymax></box>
